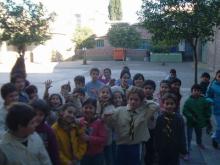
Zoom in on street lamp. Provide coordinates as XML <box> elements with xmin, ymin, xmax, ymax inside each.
<box><xmin>82</xmin><ymin>47</ymin><xmax>87</xmax><ymax>65</ymax></box>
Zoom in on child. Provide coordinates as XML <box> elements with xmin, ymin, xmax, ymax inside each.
<box><xmin>0</xmin><ymin>102</ymin><xmax>52</xmax><ymax>165</ymax></box>
<box><xmin>99</xmin><ymin>68</ymin><xmax>114</xmax><ymax>86</ymax></box>
<box><xmin>80</xmin><ymin>98</ymin><xmax>108</xmax><ymax>165</ymax></box>
<box><xmin>143</xmin><ymin>79</ymin><xmax>157</xmax><ymax>101</ymax></box>
<box><xmin>30</xmin><ymin>99</ymin><xmax>60</xmax><ymax>165</ymax></box>
<box><xmin>206</xmin><ymin>70</ymin><xmax>220</xmax><ymax>149</ymax></box>
<box><xmin>155</xmin><ymin>80</ymin><xmax>170</xmax><ymax>110</ymax></box>
<box><xmin>111</xmin><ymin>86</ymin><xmax>125</xmax><ymax>107</ymax></box>
<box><xmin>25</xmin><ymin>84</ymin><xmax>39</xmax><ymax>101</ymax></box>
<box><xmin>143</xmin><ymin>80</ymin><xmax>158</xmax><ymax>165</ymax></box>
<box><xmin>169</xmin><ymin>78</ymin><xmax>182</xmax><ymax>112</ymax></box>
<box><xmin>165</xmin><ymin>68</ymin><xmax>177</xmax><ymax>82</ymax></box>
<box><xmin>10</xmin><ymin>73</ymin><xmax>29</xmax><ymax>103</ymax></box>
<box><xmin>43</xmin><ymin>80</ymin><xmax>63</xmax><ymax>126</ymax></box>
<box><xmin>132</xmin><ymin>73</ymin><xmax>145</xmax><ymax>88</ymax></box>
<box><xmin>105</xmin><ymin>87</ymin><xmax>158</xmax><ymax>165</ymax></box>
<box><xmin>183</xmin><ymin>84</ymin><xmax>211</xmax><ymax>151</ymax></box>
<box><xmin>85</xmin><ymin>68</ymin><xmax>104</xmax><ymax>99</ymax></box>
<box><xmin>0</xmin><ymin>83</ymin><xmax>18</xmax><ymax>139</ymax></box>
<box><xmin>74</xmin><ymin>75</ymin><xmax>86</xmax><ymax>89</ymax></box>
<box><xmin>52</xmin><ymin>102</ymin><xmax>87</xmax><ymax>165</ymax></box>
<box><xmin>97</xmin><ymin>86</ymin><xmax>115</xmax><ymax>165</ymax></box>
<box><xmin>155</xmin><ymin>93</ymin><xmax>187</xmax><ymax>165</ymax></box>
<box><xmin>199</xmin><ymin>72</ymin><xmax>210</xmax><ymax>96</ymax></box>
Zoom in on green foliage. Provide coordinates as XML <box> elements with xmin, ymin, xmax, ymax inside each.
<box><xmin>139</xmin><ymin>0</ymin><xmax>220</xmax><ymax>83</ymax></box>
<box><xmin>72</xmin><ymin>26</ymin><xmax>95</xmax><ymax>49</ymax></box>
<box><xmin>108</xmin><ymin>23</ymin><xmax>141</xmax><ymax>48</ymax></box>
<box><xmin>150</xmin><ymin>40</ymin><xmax>174</xmax><ymax>53</ymax></box>
<box><xmin>108</xmin><ymin>0</ymin><xmax>122</xmax><ymax>21</ymax></box>
<box><xmin>0</xmin><ymin>0</ymin><xmax>56</xmax><ymax>55</ymax></box>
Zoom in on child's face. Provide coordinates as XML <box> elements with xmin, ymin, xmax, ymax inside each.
<box><xmin>134</xmin><ymin>77</ymin><xmax>144</xmax><ymax>88</ymax></box>
<box><xmin>29</xmin><ymin>91</ymin><xmax>38</xmax><ymax>101</ymax></box>
<box><xmin>143</xmin><ymin>85</ymin><xmax>155</xmax><ymax>97</ymax></box>
<box><xmin>113</xmin><ymin>92</ymin><xmax>123</xmax><ymax>107</ymax></box>
<box><xmin>201</xmin><ymin>76</ymin><xmax>210</xmax><ymax>83</ymax></box>
<box><xmin>5</xmin><ymin>91</ymin><xmax>18</xmax><ymax>106</ymax></box>
<box><xmin>90</xmin><ymin>71</ymin><xmax>99</xmax><ymax>81</ymax></box>
<box><xmin>171</xmin><ymin>82</ymin><xmax>181</xmax><ymax>91</ymax></box>
<box><xmin>75</xmin><ymin>81</ymin><xmax>84</xmax><ymax>88</ymax></box>
<box><xmin>99</xmin><ymin>87</ymin><xmax>111</xmax><ymax>102</ymax></box>
<box><xmin>192</xmin><ymin>89</ymin><xmax>201</xmax><ymax>98</ymax></box>
<box><xmin>104</xmin><ymin>69</ymin><xmax>111</xmax><ymax>79</ymax></box>
<box><xmin>128</xmin><ymin>93</ymin><xmax>142</xmax><ymax>110</ymax></box>
<box><xmin>61</xmin><ymin>106</ymin><xmax>77</xmax><ymax>123</ymax></box>
<box><xmin>82</xmin><ymin>104</ymin><xmax>96</xmax><ymax>121</ymax></box>
<box><xmin>19</xmin><ymin>116</ymin><xmax>38</xmax><ymax>137</ymax></box>
<box><xmin>170</xmin><ymin>72</ymin><xmax>176</xmax><ymax>78</ymax></box>
<box><xmin>50</xmin><ymin>95</ymin><xmax>61</xmax><ymax>108</ymax></box>
<box><xmin>121</xmin><ymin>73</ymin><xmax>130</xmax><ymax>87</ymax></box>
<box><xmin>35</xmin><ymin>110</ymin><xmax>45</xmax><ymax>126</ymax></box>
<box><xmin>15</xmin><ymin>78</ymin><xmax>25</xmax><ymax>91</ymax></box>
<box><xmin>216</xmin><ymin>73</ymin><xmax>220</xmax><ymax>82</ymax></box>
<box><xmin>163</xmin><ymin>98</ymin><xmax>176</xmax><ymax>112</ymax></box>
<box><xmin>160</xmin><ymin>83</ymin><xmax>170</xmax><ymax>94</ymax></box>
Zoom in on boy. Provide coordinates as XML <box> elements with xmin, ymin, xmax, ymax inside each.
<box><xmin>0</xmin><ymin>102</ymin><xmax>52</xmax><ymax>165</ymax></box>
<box><xmin>25</xmin><ymin>84</ymin><xmax>39</xmax><ymax>101</ymax></box>
<box><xmin>183</xmin><ymin>84</ymin><xmax>212</xmax><ymax>150</ymax></box>
<box><xmin>155</xmin><ymin>93</ymin><xmax>187</xmax><ymax>165</ymax></box>
<box><xmin>10</xmin><ymin>73</ymin><xmax>29</xmax><ymax>103</ymax></box>
<box><xmin>165</xmin><ymin>69</ymin><xmax>177</xmax><ymax>82</ymax></box>
<box><xmin>170</xmin><ymin>78</ymin><xmax>182</xmax><ymax>112</ymax></box>
<box><xmin>143</xmin><ymin>79</ymin><xmax>157</xmax><ymax>101</ymax></box>
<box><xmin>199</xmin><ymin>72</ymin><xmax>211</xmax><ymax>96</ymax></box>
<box><xmin>85</xmin><ymin>68</ymin><xmax>104</xmax><ymax>99</ymax></box>
<box><xmin>74</xmin><ymin>75</ymin><xmax>86</xmax><ymax>89</ymax></box>
<box><xmin>0</xmin><ymin>83</ymin><xmax>18</xmax><ymax>139</ymax></box>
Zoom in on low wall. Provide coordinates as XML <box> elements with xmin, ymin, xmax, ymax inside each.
<box><xmin>150</xmin><ymin>53</ymin><xmax>182</xmax><ymax>62</ymax></box>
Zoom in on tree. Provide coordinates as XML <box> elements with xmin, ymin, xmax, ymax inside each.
<box><xmin>108</xmin><ymin>23</ymin><xmax>141</xmax><ymax>49</ymax></box>
<box><xmin>0</xmin><ymin>0</ymin><xmax>56</xmax><ymax>56</ymax></box>
<box><xmin>139</xmin><ymin>0</ymin><xmax>220</xmax><ymax>83</ymax></box>
<box><xmin>108</xmin><ymin>0</ymin><xmax>122</xmax><ymax>21</ymax></box>
<box><xmin>72</xmin><ymin>26</ymin><xmax>95</xmax><ymax>49</ymax></box>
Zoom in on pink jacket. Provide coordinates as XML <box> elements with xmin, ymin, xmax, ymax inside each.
<box><xmin>82</xmin><ymin>118</ymin><xmax>108</xmax><ymax>156</ymax></box>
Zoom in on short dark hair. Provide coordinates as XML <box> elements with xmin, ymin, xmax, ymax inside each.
<box><xmin>133</xmin><ymin>73</ymin><xmax>145</xmax><ymax>85</ymax></box>
<box><xmin>74</xmin><ymin>75</ymin><xmax>85</xmax><ymax>84</ymax></box>
<box><xmin>120</xmin><ymin>70</ymin><xmax>131</xmax><ymax>79</ymax></box>
<box><xmin>143</xmin><ymin>80</ymin><xmax>156</xmax><ymax>90</ymax></box>
<box><xmin>191</xmin><ymin>84</ymin><xmax>202</xmax><ymax>92</ymax></box>
<box><xmin>104</xmin><ymin>68</ymin><xmax>111</xmax><ymax>74</ymax></box>
<box><xmin>25</xmin><ymin>85</ymin><xmax>38</xmax><ymax>96</ymax></box>
<box><xmin>90</xmin><ymin>68</ymin><xmax>100</xmax><ymax>75</ymax></box>
<box><xmin>60</xmin><ymin>102</ymin><xmax>78</xmax><ymax>112</ymax></box>
<box><xmin>10</xmin><ymin>73</ymin><xmax>25</xmax><ymax>84</ymax></box>
<box><xmin>201</xmin><ymin>72</ymin><xmax>210</xmax><ymax>79</ymax></box>
<box><xmin>1</xmin><ymin>83</ymin><xmax>17</xmax><ymax>100</ymax></box>
<box><xmin>82</xmin><ymin>98</ymin><xmax>97</xmax><ymax>109</ymax></box>
<box><xmin>160</xmin><ymin>80</ymin><xmax>170</xmax><ymax>87</ymax></box>
<box><xmin>170</xmin><ymin>69</ymin><xmax>176</xmax><ymax>74</ymax></box>
<box><xmin>161</xmin><ymin>92</ymin><xmax>177</xmax><ymax>104</ymax></box>
<box><xmin>6</xmin><ymin>103</ymin><xmax>36</xmax><ymax>132</ymax></box>
<box><xmin>30</xmin><ymin>99</ymin><xmax>50</xmax><ymax>117</ymax></box>
<box><xmin>127</xmin><ymin>86</ymin><xmax>145</xmax><ymax>102</ymax></box>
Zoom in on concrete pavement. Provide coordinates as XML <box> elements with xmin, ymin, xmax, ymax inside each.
<box><xmin>0</xmin><ymin>60</ymin><xmax>220</xmax><ymax>164</ymax></box>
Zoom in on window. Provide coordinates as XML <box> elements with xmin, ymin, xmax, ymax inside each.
<box><xmin>96</xmin><ymin>39</ymin><xmax>104</xmax><ymax>48</ymax></box>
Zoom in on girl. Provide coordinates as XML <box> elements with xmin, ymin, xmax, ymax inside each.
<box><xmin>111</xmin><ymin>86</ymin><xmax>126</xmax><ymax>108</ymax></box>
<box><xmin>105</xmin><ymin>87</ymin><xmax>158</xmax><ymax>165</ymax></box>
<box><xmin>97</xmin><ymin>86</ymin><xmax>115</xmax><ymax>165</ymax></box>
<box><xmin>80</xmin><ymin>98</ymin><xmax>108</xmax><ymax>165</ymax></box>
<box><xmin>52</xmin><ymin>103</ymin><xmax>87</xmax><ymax>165</ymax></box>
<box><xmin>0</xmin><ymin>102</ymin><xmax>52</xmax><ymax>165</ymax></box>
<box><xmin>132</xmin><ymin>73</ymin><xmax>145</xmax><ymax>88</ymax></box>
<box><xmin>155</xmin><ymin>93</ymin><xmax>187</xmax><ymax>165</ymax></box>
<box><xmin>206</xmin><ymin>70</ymin><xmax>220</xmax><ymax>149</ymax></box>
<box><xmin>155</xmin><ymin>80</ymin><xmax>170</xmax><ymax>110</ymax></box>
<box><xmin>30</xmin><ymin>99</ymin><xmax>60</xmax><ymax>165</ymax></box>
<box><xmin>43</xmin><ymin>80</ymin><xmax>63</xmax><ymax>125</ymax></box>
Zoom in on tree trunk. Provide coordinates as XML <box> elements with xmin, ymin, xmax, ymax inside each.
<box><xmin>193</xmin><ymin>46</ymin><xmax>198</xmax><ymax>84</ymax></box>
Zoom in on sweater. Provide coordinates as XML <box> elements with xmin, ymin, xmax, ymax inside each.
<box><xmin>183</xmin><ymin>96</ymin><xmax>211</xmax><ymax>128</ymax></box>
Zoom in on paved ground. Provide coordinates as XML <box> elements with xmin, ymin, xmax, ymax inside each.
<box><xmin>0</xmin><ymin>60</ymin><xmax>220</xmax><ymax>164</ymax></box>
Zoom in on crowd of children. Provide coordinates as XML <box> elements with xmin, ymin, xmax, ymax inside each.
<box><xmin>0</xmin><ymin>66</ymin><xmax>218</xmax><ymax>165</ymax></box>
